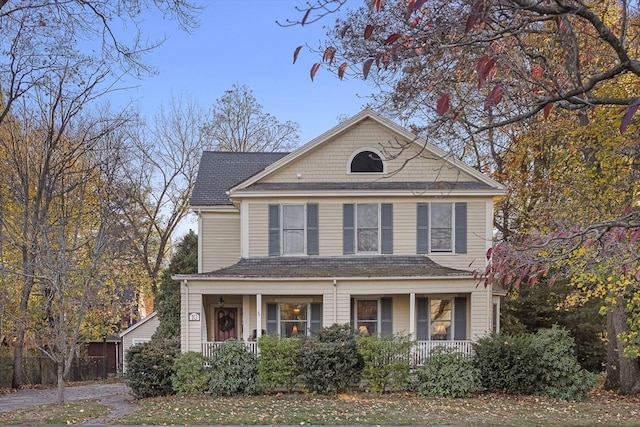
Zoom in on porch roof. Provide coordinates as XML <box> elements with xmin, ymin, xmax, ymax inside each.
<box><xmin>185</xmin><ymin>256</ymin><xmax>472</xmax><ymax>279</ymax></box>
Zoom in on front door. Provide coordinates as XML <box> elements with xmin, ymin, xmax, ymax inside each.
<box><xmin>215</xmin><ymin>307</ymin><xmax>238</xmax><ymax>341</ymax></box>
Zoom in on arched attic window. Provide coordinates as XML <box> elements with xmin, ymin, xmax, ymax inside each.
<box><xmin>348</xmin><ymin>148</ymin><xmax>386</xmax><ymax>173</ymax></box>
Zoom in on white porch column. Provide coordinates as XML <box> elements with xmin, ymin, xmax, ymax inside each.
<box><xmin>256</xmin><ymin>293</ymin><xmax>262</xmax><ymax>339</ymax></box>
<box><xmin>242</xmin><ymin>295</ymin><xmax>250</xmax><ymax>341</ymax></box>
<box><xmin>409</xmin><ymin>292</ymin><xmax>416</xmax><ymax>338</ymax></box>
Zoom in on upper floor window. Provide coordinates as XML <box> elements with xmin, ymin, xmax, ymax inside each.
<box><xmin>348</xmin><ymin>149</ymin><xmax>385</xmax><ymax>173</ymax></box>
<box><xmin>269</xmin><ymin>204</ymin><xmax>318</xmax><ymax>256</ymax></box>
<box><xmin>343</xmin><ymin>203</ymin><xmax>393</xmax><ymax>254</ymax></box>
<box><xmin>417</xmin><ymin>202</ymin><xmax>467</xmax><ymax>254</ymax></box>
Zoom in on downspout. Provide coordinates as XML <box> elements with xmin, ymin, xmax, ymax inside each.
<box><xmin>333</xmin><ymin>279</ymin><xmax>337</xmax><ymax>324</ymax></box>
<box><xmin>184</xmin><ymin>280</ymin><xmax>189</xmax><ymax>351</ymax></box>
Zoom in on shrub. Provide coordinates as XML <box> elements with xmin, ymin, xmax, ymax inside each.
<box><xmin>126</xmin><ymin>338</ymin><xmax>180</xmax><ymax>399</ymax></box>
<box><xmin>257</xmin><ymin>335</ymin><xmax>302</xmax><ymax>393</ymax></box>
<box><xmin>172</xmin><ymin>351</ymin><xmax>209</xmax><ymax>396</ymax></box>
<box><xmin>416</xmin><ymin>346</ymin><xmax>479</xmax><ymax>398</ymax></box>
<box><xmin>473</xmin><ymin>326</ymin><xmax>596</xmax><ymax>401</ymax></box>
<box><xmin>357</xmin><ymin>333</ymin><xmax>413</xmax><ymax>393</ymax></box>
<box><xmin>531</xmin><ymin>327</ymin><xmax>596</xmax><ymax>401</ymax></box>
<box><xmin>208</xmin><ymin>340</ymin><xmax>258</xmax><ymax>396</ymax></box>
<box><xmin>298</xmin><ymin>324</ymin><xmax>362</xmax><ymax>394</ymax></box>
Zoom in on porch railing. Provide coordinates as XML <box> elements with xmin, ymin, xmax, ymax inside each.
<box><xmin>202</xmin><ymin>340</ymin><xmax>472</xmax><ymax>365</ymax></box>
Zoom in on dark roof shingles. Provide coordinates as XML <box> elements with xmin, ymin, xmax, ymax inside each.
<box><xmin>190</xmin><ymin>151</ymin><xmax>288</xmax><ymax>206</ymax></box>
<box><xmin>194</xmin><ymin>256</ymin><xmax>471</xmax><ymax>278</ymax></box>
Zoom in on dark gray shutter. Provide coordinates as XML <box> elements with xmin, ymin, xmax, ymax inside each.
<box><xmin>454</xmin><ymin>297</ymin><xmax>467</xmax><ymax>340</ymax></box>
<box><xmin>455</xmin><ymin>202</ymin><xmax>467</xmax><ymax>254</ymax></box>
<box><xmin>381</xmin><ymin>203</ymin><xmax>393</xmax><ymax>254</ymax></box>
<box><xmin>343</xmin><ymin>204</ymin><xmax>355</xmax><ymax>254</ymax></box>
<box><xmin>268</xmin><ymin>204</ymin><xmax>280</xmax><ymax>256</ymax></box>
<box><xmin>350</xmin><ymin>298</ymin><xmax>355</xmax><ymax>329</ymax></box>
<box><xmin>307</xmin><ymin>203</ymin><xmax>319</xmax><ymax>255</ymax></box>
<box><xmin>417</xmin><ymin>203</ymin><xmax>429</xmax><ymax>254</ymax></box>
<box><xmin>266</xmin><ymin>303</ymin><xmax>278</xmax><ymax>334</ymax></box>
<box><xmin>416</xmin><ymin>297</ymin><xmax>429</xmax><ymax>340</ymax></box>
<box><xmin>381</xmin><ymin>297</ymin><xmax>393</xmax><ymax>336</ymax></box>
<box><xmin>310</xmin><ymin>303</ymin><xmax>322</xmax><ymax>334</ymax></box>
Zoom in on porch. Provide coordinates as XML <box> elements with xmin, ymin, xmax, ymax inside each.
<box><xmin>202</xmin><ymin>339</ymin><xmax>473</xmax><ymax>366</ymax></box>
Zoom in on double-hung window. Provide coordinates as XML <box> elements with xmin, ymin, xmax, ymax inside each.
<box><xmin>266</xmin><ymin>302</ymin><xmax>323</xmax><ymax>337</ymax></box>
<box><xmin>417</xmin><ymin>202</ymin><xmax>467</xmax><ymax>254</ymax></box>
<box><xmin>269</xmin><ymin>203</ymin><xmax>318</xmax><ymax>256</ymax></box>
<box><xmin>353</xmin><ymin>297</ymin><xmax>393</xmax><ymax>336</ymax></box>
<box><xmin>343</xmin><ymin>203</ymin><xmax>393</xmax><ymax>254</ymax></box>
<box><xmin>416</xmin><ymin>297</ymin><xmax>467</xmax><ymax>341</ymax></box>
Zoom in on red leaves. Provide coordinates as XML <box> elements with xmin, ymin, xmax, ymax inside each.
<box><xmin>363</xmin><ymin>58</ymin><xmax>374</xmax><ymax>79</ymax></box>
<box><xmin>436</xmin><ymin>93</ymin><xmax>451</xmax><ymax>115</ymax></box>
<box><xmin>531</xmin><ymin>65</ymin><xmax>544</xmax><ymax>80</ymax></box>
<box><xmin>364</xmin><ymin>24</ymin><xmax>376</xmax><ymax>40</ymax></box>
<box><xmin>310</xmin><ymin>63</ymin><xmax>321</xmax><ymax>81</ymax></box>
<box><xmin>484</xmin><ymin>84</ymin><xmax>504</xmax><ymax>110</ymax></box>
<box><xmin>476</xmin><ymin>55</ymin><xmax>496</xmax><ymax>88</ymax></box>
<box><xmin>293</xmin><ymin>46</ymin><xmax>302</xmax><ymax>64</ymax></box>
<box><xmin>620</xmin><ymin>97</ymin><xmax>640</xmax><ymax>133</ymax></box>
<box><xmin>372</xmin><ymin>0</ymin><xmax>383</xmax><ymax>12</ymax></box>
<box><xmin>543</xmin><ymin>102</ymin><xmax>553</xmax><ymax>119</ymax></box>
<box><xmin>338</xmin><ymin>62</ymin><xmax>347</xmax><ymax>80</ymax></box>
<box><xmin>466</xmin><ymin>0</ymin><xmax>488</xmax><ymax>33</ymax></box>
<box><xmin>385</xmin><ymin>33</ymin><xmax>402</xmax><ymax>45</ymax></box>
<box><xmin>407</xmin><ymin>0</ymin><xmax>427</xmax><ymax>15</ymax></box>
<box><xmin>322</xmin><ymin>46</ymin><xmax>336</xmax><ymax>64</ymax></box>
<box><xmin>556</xmin><ymin>16</ymin><xmax>568</xmax><ymax>32</ymax></box>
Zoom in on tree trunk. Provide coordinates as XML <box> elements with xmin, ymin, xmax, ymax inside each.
<box><xmin>56</xmin><ymin>360</ymin><xmax>65</xmax><ymax>403</ymax></box>
<box><xmin>11</xmin><ymin>329</ymin><xmax>24</xmax><ymax>389</ymax></box>
<box><xmin>611</xmin><ymin>299</ymin><xmax>640</xmax><ymax>395</ymax></box>
<box><xmin>604</xmin><ymin>310</ymin><xmax>620</xmax><ymax>390</ymax></box>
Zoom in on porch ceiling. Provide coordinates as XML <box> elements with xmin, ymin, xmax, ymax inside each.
<box><xmin>185</xmin><ymin>255</ymin><xmax>472</xmax><ymax>279</ymax></box>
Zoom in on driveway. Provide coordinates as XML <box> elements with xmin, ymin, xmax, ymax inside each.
<box><xmin>0</xmin><ymin>381</ymin><xmax>140</xmax><ymax>423</ymax></box>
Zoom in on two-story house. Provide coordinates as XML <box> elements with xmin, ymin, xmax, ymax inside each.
<box><xmin>175</xmin><ymin>109</ymin><xmax>506</xmax><ymax>361</ymax></box>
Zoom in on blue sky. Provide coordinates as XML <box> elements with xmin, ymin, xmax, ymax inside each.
<box><xmin>119</xmin><ymin>0</ymin><xmax>373</xmax><ymax>145</ymax></box>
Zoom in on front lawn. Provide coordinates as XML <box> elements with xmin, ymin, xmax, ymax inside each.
<box><xmin>117</xmin><ymin>389</ymin><xmax>639</xmax><ymax>427</ymax></box>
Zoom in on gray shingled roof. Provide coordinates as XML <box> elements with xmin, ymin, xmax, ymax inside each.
<box><xmin>191</xmin><ymin>256</ymin><xmax>471</xmax><ymax>278</ymax></box>
<box><xmin>190</xmin><ymin>151</ymin><xmax>289</xmax><ymax>206</ymax></box>
<box><xmin>243</xmin><ymin>181</ymin><xmax>496</xmax><ymax>192</ymax></box>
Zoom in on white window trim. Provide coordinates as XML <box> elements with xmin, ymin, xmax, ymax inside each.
<box><xmin>278</xmin><ymin>302</ymin><xmax>312</xmax><ymax>337</ymax></box>
<box><xmin>346</xmin><ymin>147</ymin><xmax>387</xmax><ymax>174</ymax></box>
<box><xmin>428</xmin><ymin>297</ymin><xmax>454</xmax><ymax>341</ymax></box>
<box><xmin>354</xmin><ymin>298</ymin><xmax>380</xmax><ymax>336</ymax></box>
<box><xmin>280</xmin><ymin>204</ymin><xmax>306</xmax><ymax>256</ymax></box>
<box><xmin>429</xmin><ymin>202</ymin><xmax>456</xmax><ymax>254</ymax></box>
<box><xmin>355</xmin><ymin>203</ymin><xmax>381</xmax><ymax>254</ymax></box>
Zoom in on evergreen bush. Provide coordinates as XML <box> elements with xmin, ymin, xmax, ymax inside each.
<box><xmin>298</xmin><ymin>324</ymin><xmax>362</xmax><ymax>394</ymax></box>
<box><xmin>416</xmin><ymin>346</ymin><xmax>479</xmax><ymax>398</ymax></box>
<box><xmin>357</xmin><ymin>333</ymin><xmax>413</xmax><ymax>393</ymax></box>
<box><xmin>257</xmin><ymin>334</ymin><xmax>302</xmax><ymax>393</ymax></box>
<box><xmin>172</xmin><ymin>351</ymin><xmax>209</xmax><ymax>396</ymax></box>
<box><xmin>208</xmin><ymin>340</ymin><xmax>258</xmax><ymax>396</ymax></box>
<box><xmin>473</xmin><ymin>326</ymin><xmax>596</xmax><ymax>401</ymax></box>
<box><xmin>126</xmin><ymin>338</ymin><xmax>180</xmax><ymax>399</ymax></box>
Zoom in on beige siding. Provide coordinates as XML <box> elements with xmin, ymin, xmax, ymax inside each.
<box><xmin>262</xmin><ymin>119</ymin><xmax>477</xmax><ymax>184</ymax></box>
<box><xmin>181</xmin><ymin>285</ymin><xmax>203</xmax><ymax>353</ymax></box>
<box><xmin>201</xmin><ymin>212</ymin><xmax>241</xmax><ymax>272</ymax></box>
<box><xmin>470</xmin><ymin>290</ymin><xmax>491</xmax><ymax>340</ymax></box>
<box><xmin>121</xmin><ymin>314</ymin><xmax>160</xmax><ymax>373</ymax></box>
<box><xmin>245</xmin><ymin>198</ymin><xmax>489</xmax><ymax>271</ymax></box>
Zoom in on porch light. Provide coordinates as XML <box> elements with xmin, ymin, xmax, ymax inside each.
<box><xmin>218</xmin><ymin>297</ymin><xmax>225</xmax><ymax>308</ymax></box>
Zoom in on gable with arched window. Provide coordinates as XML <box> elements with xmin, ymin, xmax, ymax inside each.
<box><xmin>348</xmin><ymin>148</ymin><xmax>386</xmax><ymax>173</ymax></box>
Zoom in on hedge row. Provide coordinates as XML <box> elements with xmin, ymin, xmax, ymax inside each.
<box><xmin>126</xmin><ymin>324</ymin><xmax>595</xmax><ymax>401</ymax></box>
